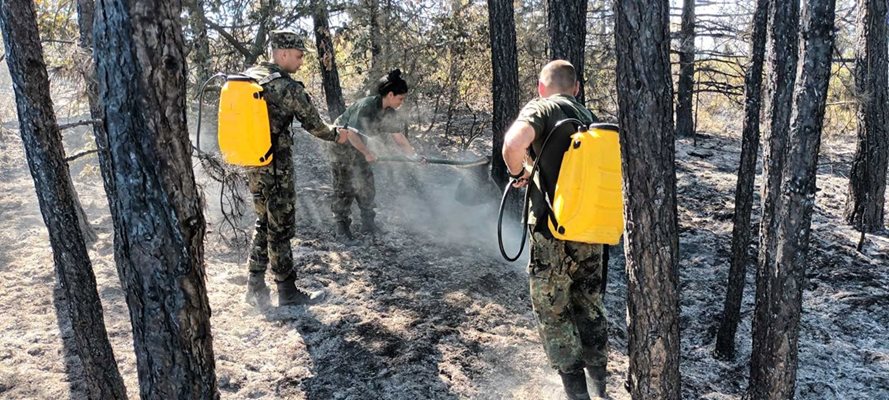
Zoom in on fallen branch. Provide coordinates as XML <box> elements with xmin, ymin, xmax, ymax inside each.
<box><xmin>42</xmin><ymin>39</ymin><xmax>75</xmax><ymax>45</ymax></box>
<box><xmin>59</xmin><ymin>118</ymin><xmax>101</xmax><ymax>130</ymax></box>
<box><xmin>192</xmin><ymin>146</ymin><xmax>250</xmax><ymax>246</ymax></box>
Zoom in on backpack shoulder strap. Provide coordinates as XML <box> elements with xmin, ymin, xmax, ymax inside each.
<box><xmin>257</xmin><ymin>72</ymin><xmax>284</xmax><ymax>86</ymax></box>
<box><xmin>534</xmin><ymin>97</ymin><xmax>593</xmax><ymax>235</ymax></box>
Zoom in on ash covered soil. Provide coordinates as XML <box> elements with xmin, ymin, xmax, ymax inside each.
<box><xmin>0</xmin><ymin>120</ymin><xmax>886</xmax><ymax>399</ymax></box>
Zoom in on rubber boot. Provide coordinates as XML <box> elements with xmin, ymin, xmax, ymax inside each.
<box><xmin>559</xmin><ymin>369</ymin><xmax>591</xmax><ymax>400</ymax></box>
<box><xmin>586</xmin><ymin>365</ymin><xmax>607</xmax><ymax>399</ymax></box>
<box><xmin>276</xmin><ymin>276</ymin><xmax>325</xmax><ymax>307</ymax></box>
<box><xmin>245</xmin><ymin>272</ymin><xmax>270</xmax><ymax>309</ymax></box>
<box><xmin>335</xmin><ymin>221</ymin><xmax>359</xmax><ymax>245</ymax></box>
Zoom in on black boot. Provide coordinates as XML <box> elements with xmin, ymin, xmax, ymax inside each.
<box><xmin>276</xmin><ymin>276</ymin><xmax>326</xmax><ymax>307</ymax></box>
<box><xmin>335</xmin><ymin>221</ymin><xmax>358</xmax><ymax>245</ymax></box>
<box><xmin>559</xmin><ymin>369</ymin><xmax>591</xmax><ymax>400</ymax></box>
<box><xmin>360</xmin><ymin>215</ymin><xmax>383</xmax><ymax>237</ymax></box>
<box><xmin>245</xmin><ymin>272</ymin><xmax>270</xmax><ymax>309</ymax></box>
<box><xmin>586</xmin><ymin>365</ymin><xmax>607</xmax><ymax>399</ymax></box>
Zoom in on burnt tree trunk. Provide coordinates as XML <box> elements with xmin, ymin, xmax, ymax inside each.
<box><xmin>675</xmin><ymin>0</ymin><xmax>695</xmax><ymax>137</ymax></box>
<box><xmin>749</xmin><ymin>0</ymin><xmax>837</xmax><ymax>398</ymax></box>
<box><xmin>546</xmin><ymin>0</ymin><xmax>587</xmax><ymax>104</ymax></box>
<box><xmin>759</xmin><ymin>0</ymin><xmax>800</xmax><ymax>253</ymax></box>
<box><xmin>69</xmin><ymin>0</ymin><xmax>103</xmax><ymax>246</ymax></box>
<box><xmin>368</xmin><ymin>0</ymin><xmax>382</xmax><ymax>73</ymax></box>
<box><xmin>92</xmin><ymin>0</ymin><xmax>219</xmax><ymax>397</ymax></box>
<box><xmin>185</xmin><ymin>0</ymin><xmax>213</xmax><ymax>86</ymax></box>
<box><xmin>246</xmin><ymin>0</ymin><xmax>274</xmax><ymax>66</ymax></box>
<box><xmin>487</xmin><ymin>0</ymin><xmax>520</xmax><ymax>188</ymax></box>
<box><xmin>614</xmin><ymin>0</ymin><xmax>681</xmax><ymax>398</ymax></box>
<box><xmin>715</xmin><ymin>0</ymin><xmax>770</xmax><ymax>361</ymax></box>
<box><xmin>383</xmin><ymin>0</ymin><xmax>393</xmax><ymax>65</ymax></box>
<box><xmin>844</xmin><ymin>0</ymin><xmax>888</xmax><ymax>233</ymax></box>
<box><xmin>76</xmin><ymin>0</ymin><xmax>123</xmax><ymax>238</ymax></box>
<box><xmin>313</xmin><ymin>0</ymin><xmax>346</xmax><ymax>119</ymax></box>
<box><xmin>748</xmin><ymin>0</ymin><xmax>799</xmax><ymax>393</ymax></box>
<box><xmin>0</xmin><ymin>0</ymin><xmax>127</xmax><ymax>398</ymax></box>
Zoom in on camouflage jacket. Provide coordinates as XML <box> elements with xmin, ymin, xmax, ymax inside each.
<box><xmin>242</xmin><ymin>62</ymin><xmax>338</xmax><ymax>149</ymax></box>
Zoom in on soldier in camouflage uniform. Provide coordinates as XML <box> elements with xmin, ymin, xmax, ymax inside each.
<box><xmin>329</xmin><ymin>69</ymin><xmax>423</xmax><ymax>243</ymax></box>
<box><xmin>502</xmin><ymin>60</ymin><xmax>608</xmax><ymax>400</ymax></box>
<box><xmin>242</xmin><ymin>29</ymin><xmax>355</xmax><ymax>308</ymax></box>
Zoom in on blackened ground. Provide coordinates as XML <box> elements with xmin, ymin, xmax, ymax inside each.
<box><xmin>0</xmin><ymin>120</ymin><xmax>886</xmax><ymax>399</ymax></box>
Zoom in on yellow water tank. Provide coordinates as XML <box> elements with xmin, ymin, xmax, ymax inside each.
<box><xmin>548</xmin><ymin>123</ymin><xmax>624</xmax><ymax>244</ymax></box>
<box><xmin>217</xmin><ymin>76</ymin><xmax>272</xmax><ymax>167</ymax></box>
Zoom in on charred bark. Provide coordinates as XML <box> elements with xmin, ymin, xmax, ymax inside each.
<box><xmin>546</xmin><ymin>0</ymin><xmax>587</xmax><ymax>104</ymax></box>
<box><xmin>749</xmin><ymin>0</ymin><xmax>837</xmax><ymax>398</ymax></box>
<box><xmin>844</xmin><ymin>0</ymin><xmax>888</xmax><ymax>233</ymax></box>
<box><xmin>368</xmin><ymin>0</ymin><xmax>382</xmax><ymax>72</ymax></box>
<box><xmin>675</xmin><ymin>0</ymin><xmax>696</xmax><ymax>137</ymax></box>
<box><xmin>614</xmin><ymin>0</ymin><xmax>681</xmax><ymax>398</ymax></box>
<box><xmin>0</xmin><ymin>0</ymin><xmax>126</xmax><ymax>398</ymax></box>
<box><xmin>313</xmin><ymin>0</ymin><xmax>346</xmax><ymax>118</ymax></box>
<box><xmin>715</xmin><ymin>0</ymin><xmax>770</xmax><ymax>361</ymax></box>
<box><xmin>487</xmin><ymin>0</ymin><xmax>520</xmax><ymax>188</ymax></box>
<box><xmin>184</xmin><ymin>0</ymin><xmax>213</xmax><ymax>86</ymax></box>
<box><xmin>92</xmin><ymin>0</ymin><xmax>219</xmax><ymax>397</ymax></box>
<box><xmin>71</xmin><ymin>0</ymin><xmax>103</xmax><ymax>245</ymax></box>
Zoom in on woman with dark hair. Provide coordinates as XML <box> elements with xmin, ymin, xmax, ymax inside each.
<box><xmin>329</xmin><ymin>69</ymin><xmax>423</xmax><ymax>243</ymax></box>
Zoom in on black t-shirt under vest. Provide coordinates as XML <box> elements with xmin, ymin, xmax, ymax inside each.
<box><xmin>515</xmin><ymin>94</ymin><xmax>598</xmax><ymax>235</ymax></box>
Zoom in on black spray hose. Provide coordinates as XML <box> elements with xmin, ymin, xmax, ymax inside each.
<box><xmin>497</xmin><ymin>118</ymin><xmax>585</xmax><ymax>262</ymax></box>
<box><xmin>497</xmin><ymin>178</ymin><xmax>532</xmax><ymax>262</ymax></box>
<box><xmin>195</xmin><ymin>73</ymin><xmax>227</xmax><ymax>153</ymax></box>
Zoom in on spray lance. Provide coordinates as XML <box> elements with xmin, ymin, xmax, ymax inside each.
<box><xmin>338</xmin><ymin>125</ymin><xmax>490</xmax><ymax>167</ymax></box>
<box><xmin>337</xmin><ymin>125</ymin><xmax>497</xmax><ymax>207</ymax></box>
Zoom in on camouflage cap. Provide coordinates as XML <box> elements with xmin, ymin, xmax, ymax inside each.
<box><xmin>269</xmin><ymin>29</ymin><xmax>308</xmax><ymax>51</ymax></box>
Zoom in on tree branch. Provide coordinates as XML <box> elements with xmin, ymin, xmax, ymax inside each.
<box><xmin>58</xmin><ymin>118</ymin><xmax>101</xmax><ymax>130</ymax></box>
<box><xmin>42</xmin><ymin>39</ymin><xmax>76</xmax><ymax>45</ymax></box>
<box><xmin>202</xmin><ymin>16</ymin><xmax>254</xmax><ymax>60</ymax></box>
<box><xmin>65</xmin><ymin>149</ymin><xmax>99</xmax><ymax>162</ymax></box>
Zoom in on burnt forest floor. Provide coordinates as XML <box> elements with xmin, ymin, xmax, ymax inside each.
<box><xmin>0</xmin><ymin>118</ymin><xmax>886</xmax><ymax>399</ymax></box>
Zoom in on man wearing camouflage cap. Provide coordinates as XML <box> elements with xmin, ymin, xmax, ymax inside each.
<box><xmin>242</xmin><ymin>29</ymin><xmax>354</xmax><ymax>308</ymax></box>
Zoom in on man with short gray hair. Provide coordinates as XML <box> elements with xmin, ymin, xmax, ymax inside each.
<box><xmin>502</xmin><ymin>60</ymin><xmax>608</xmax><ymax>400</ymax></box>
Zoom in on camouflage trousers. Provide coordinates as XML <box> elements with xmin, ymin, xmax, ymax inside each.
<box><xmin>329</xmin><ymin>147</ymin><xmax>376</xmax><ymax>225</ymax></box>
<box><xmin>246</xmin><ymin>155</ymin><xmax>296</xmax><ymax>282</ymax></box>
<box><xmin>529</xmin><ymin>232</ymin><xmax>608</xmax><ymax>373</ymax></box>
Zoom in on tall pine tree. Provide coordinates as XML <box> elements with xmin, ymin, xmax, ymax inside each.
<box><xmin>92</xmin><ymin>0</ymin><xmax>219</xmax><ymax>396</ymax></box>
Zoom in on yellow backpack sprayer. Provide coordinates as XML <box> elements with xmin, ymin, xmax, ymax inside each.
<box><xmin>195</xmin><ymin>73</ymin><xmax>278</xmax><ymax>167</ymax></box>
<box><xmin>497</xmin><ymin>120</ymin><xmax>624</xmax><ymax>262</ymax></box>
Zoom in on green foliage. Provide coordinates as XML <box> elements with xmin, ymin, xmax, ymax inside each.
<box><xmin>25</xmin><ymin>0</ymin><xmax>861</xmax><ymax>144</ymax></box>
